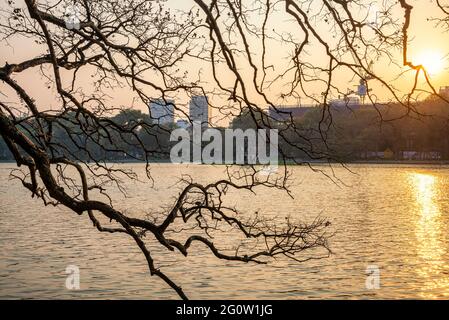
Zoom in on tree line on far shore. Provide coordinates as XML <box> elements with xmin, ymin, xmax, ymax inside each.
<box><xmin>2</xmin><ymin>96</ymin><xmax>449</xmax><ymax>162</ymax></box>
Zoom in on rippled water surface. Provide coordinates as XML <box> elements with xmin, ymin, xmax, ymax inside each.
<box><xmin>1</xmin><ymin>163</ymin><xmax>449</xmax><ymax>299</ymax></box>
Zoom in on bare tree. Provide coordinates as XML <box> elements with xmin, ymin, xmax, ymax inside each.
<box><xmin>0</xmin><ymin>0</ymin><xmax>447</xmax><ymax>299</ymax></box>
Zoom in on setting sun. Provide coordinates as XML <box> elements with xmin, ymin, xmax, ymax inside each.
<box><xmin>413</xmin><ymin>51</ymin><xmax>445</xmax><ymax>75</ymax></box>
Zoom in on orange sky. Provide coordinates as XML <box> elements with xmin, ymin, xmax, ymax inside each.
<box><xmin>1</xmin><ymin>0</ymin><xmax>449</xmax><ymax>125</ymax></box>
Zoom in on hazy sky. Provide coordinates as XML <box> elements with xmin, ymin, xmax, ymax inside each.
<box><xmin>1</xmin><ymin>0</ymin><xmax>449</xmax><ymax>124</ymax></box>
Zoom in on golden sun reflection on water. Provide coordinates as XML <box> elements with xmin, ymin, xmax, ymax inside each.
<box><xmin>410</xmin><ymin>172</ymin><xmax>449</xmax><ymax>298</ymax></box>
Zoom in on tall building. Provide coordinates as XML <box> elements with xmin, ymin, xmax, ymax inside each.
<box><xmin>148</xmin><ymin>99</ymin><xmax>175</xmax><ymax>125</ymax></box>
<box><xmin>189</xmin><ymin>96</ymin><xmax>210</xmax><ymax>127</ymax></box>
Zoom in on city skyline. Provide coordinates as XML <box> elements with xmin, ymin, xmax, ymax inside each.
<box><xmin>1</xmin><ymin>1</ymin><xmax>449</xmax><ymax>123</ymax></box>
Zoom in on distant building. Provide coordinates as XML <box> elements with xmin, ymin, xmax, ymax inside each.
<box><xmin>384</xmin><ymin>148</ymin><xmax>394</xmax><ymax>160</ymax></box>
<box><xmin>329</xmin><ymin>96</ymin><xmax>360</xmax><ymax>108</ymax></box>
<box><xmin>189</xmin><ymin>96</ymin><xmax>210</xmax><ymax>127</ymax></box>
<box><xmin>360</xmin><ymin>148</ymin><xmax>394</xmax><ymax>160</ymax></box>
<box><xmin>148</xmin><ymin>99</ymin><xmax>175</xmax><ymax>125</ymax></box>
<box><xmin>363</xmin><ymin>151</ymin><xmax>385</xmax><ymax>159</ymax></box>
<box><xmin>401</xmin><ymin>151</ymin><xmax>441</xmax><ymax>160</ymax></box>
<box><xmin>268</xmin><ymin>105</ymin><xmax>316</xmax><ymax>121</ymax></box>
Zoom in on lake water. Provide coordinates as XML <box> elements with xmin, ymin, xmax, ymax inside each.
<box><xmin>1</xmin><ymin>163</ymin><xmax>449</xmax><ymax>299</ymax></box>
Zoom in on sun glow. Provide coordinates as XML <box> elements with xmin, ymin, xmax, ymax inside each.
<box><xmin>413</xmin><ymin>51</ymin><xmax>445</xmax><ymax>75</ymax></box>
<box><xmin>409</xmin><ymin>172</ymin><xmax>449</xmax><ymax>298</ymax></box>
